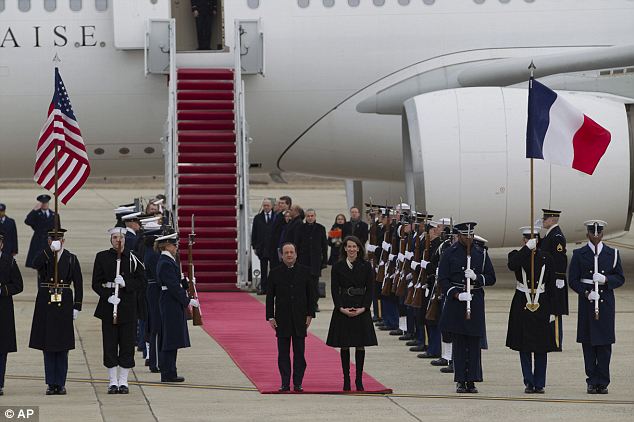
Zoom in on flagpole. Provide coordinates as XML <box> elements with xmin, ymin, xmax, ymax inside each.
<box><xmin>529</xmin><ymin>61</ymin><xmax>536</xmax><ymax>306</ymax></box>
<box><xmin>52</xmin><ymin>57</ymin><xmax>61</xmax><ymax>303</ymax></box>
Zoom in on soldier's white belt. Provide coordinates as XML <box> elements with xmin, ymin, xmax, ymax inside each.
<box><xmin>580</xmin><ymin>278</ymin><xmax>605</xmax><ymax>285</ymax></box>
<box><xmin>382</xmin><ymin>241</ymin><xmax>391</xmax><ymax>252</ymax></box>
<box><xmin>101</xmin><ymin>282</ymin><xmax>116</xmax><ymax>288</ymax></box>
<box><xmin>397</xmin><ymin>253</ymin><xmax>405</xmax><ymax>262</ymax></box>
<box><xmin>404</xmin><ymin>251</ymin><xmax>414</xmax><ymax>260</ymax></box>
<box><xmin>515</xmin><ymin>281</ymin><xmax>545</xmax><ymax>294</ymax></box>
<box><xmin>161</xmin><ymin>286</ymin><xmax>168</xmax><ymax>290</ymax></box>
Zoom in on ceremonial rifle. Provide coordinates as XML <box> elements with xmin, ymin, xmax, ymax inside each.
<box><xmin>395</xmin><ymin>220</ymin><xmax>414</xmax><ymax>297</ymax></box>
<box><xmin>412</xmin><ymin>217</ymin><xmax>431</xmax><ymax>308</ymax></box>
<box><xmin>465</xmin><ymin>233</ymin><xmax>472</xmax><ymax>320</ymax></box>
<box><xmin>113</xmin><ymin>243</ymin><xmax>122</xmax><ymax>325</ymax></box>
<box><xmin>380</xmin><ymin>218</ymin><xmax>399</xmax><ymax>296</ymax></box>
<box><xmin>392</xmin><ymin>228</ymin><xmax>408</xmax><ymax>295</ymax></box>
<box><xmin>592</xmin><ymin>222</ymin><xmax>600</xmax><ymax>321</ymax></box>
<box><xmin>187</xmin><ymin>214</ymin><xmax>204</xmax><ymax>326</ymax></box>
<box><xmin>404</xmin><ymin>223</ymin><xmax>421</xmax><ymax>306</ymax></box>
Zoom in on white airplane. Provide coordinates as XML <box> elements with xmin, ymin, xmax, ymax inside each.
<box><xmin>1</xmin><ymin>0</ymin><xmax>634</xmax><ymax>247</ymax></box>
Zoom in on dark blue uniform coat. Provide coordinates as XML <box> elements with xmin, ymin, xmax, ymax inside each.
<box><xmin>540</xmin><ymin>225</ymin><xmax>569</xmax><ymax>315</ymax></box>
<box><xmin>0</xmin><ymin>253</ymin><xmax>23</xmax><ymax>353</ymax></box>
<box><xmin>0</xmin><ymin>217</ymin><xmax>18</xmax><ymax>256</ymax></box>
<box><xmin>24</xmin><ymin>209</ymin><xmax>56</xmax><ymax>268</ymax></box>
<box><xmin>438</xmin><ymin>242</ymin><xmax>496</xmax><ymax>338</ymax></box>
<box><xmin>568</xmin><ymin>243</ymin><xmax>624</xmax><ymax>345</ymax></box>
<box><xmin>156</xmin><ymin>252</ymin><xmax>191</xmax><ymax>351</ymax></box>
<box><xmin>144</xmin><ymin>248</ymin><xmax>161</xmax><ymax>335</ymax></box>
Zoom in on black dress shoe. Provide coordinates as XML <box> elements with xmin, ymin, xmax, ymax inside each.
<box><xmin>0</xmin><ymin>388</ymin><xmax>3</xmax><ymax>396</ymax></box>
<box><xmin>533</xmin><ymin>387</ymin><xmax>545</xmax><ymax>394</ymax></box>
<box><xmin>587</xmin><ymin>384</ymin><xmax>597</xmax><ymax>394</ymax></box>
<box><xmin>107</xmin><ymin>385</ymin><xmax>119</xmax><ymax>394</ymax></box>
<box><xmin>256</xmin><ymin>290</ymin><xmax>266</xmax><ymax>295</ymax></box>
<box><xmin>456</xmin><ymin>382</ymin><xmax>467</xmax><ymax>393</ymax></box>
<box><xmin>596</xmin><ymin>385</ymin><xmax>609</xmax><ymax>394</ymax></box>
<box><xmin>161</xmin><ymin>376</ymin><xmax>185</xmax><ymax>383</ymax></box>
<box><xmin>405</xmin><ymin>340</ymin><xmax>419</xmax><ymax>347</ymax></box>
<box><xmin>355</xmin><ymin>380</ymin><xmax>364</xmax><ymax>392</ymax></box>
<box><xmin>278</xmin><ymin>385</ymin><xmax>290</xmax><ymax>392</ymax></box>
<box><xmin>430</xmin><ymin>358</ymin><xmax>449</xmax><ymax>366</ymax></box>
<box><xmin>466</xmin><ymin>382</ymin><xmax>478</xmax><ymax>393</ymax></box>
<box><xmin>118</xmin><ymin>385</ymin><xmax>129</xmax><ymax>394</ymax></box>
<box><xmin>293</xmin><ymin>385</ymin><xmax>303</xmax><ymax>392</ymax></box>
<box><xmin>440</xmin><ymin>362</ymin><xmax>454</xmax><ymax>373</ymax></box>
<box><xmin>417</xmin><ymin>351</ymin><xmax>438</xmax><ymax>359</ymax></box>
<box><xmin>149</xmin><ymin>367</ymin><xmax>160</xmax><ymax>373</ymax></box>
<box><xmin>409</xmin><ymin>345</ymin><xmax>425</xmax><ymax>352</ymax></box>
<box><xmin>46</xmin><ymin>385</ymin><xmax>56</xmax><ymax>395</ymax></box>
<box><xmin>524</xmin><ymin>385</ymin><xmax>535</xmax><ymax>394</ymax></box>
<box><xmin>378</xmin><ymin>326</ymin><xmax>394</xmax><ymax>331</ymax></box>
<box><xmin>56</xmin><ymin>386</ymin><xmax>67</xmax><ymax>395</ymax></box>
<box><xmin>389</xmin><ymin>330</ymin><xmax>404</xmax><ymax>336</ymax></box>
<box><xmin>398</xmin><ymin>334</ymin><xmax>414</xmax><ymax>341</ymax></box>
<box><xmin>145</xmin><ymin>359</ymin><xmax>150</xmax><ymax>367</ymax></box>
<box><xmin>372</xmin><ymin>317</ymin><xmax>382</xmax><ymax>322</ymax></box>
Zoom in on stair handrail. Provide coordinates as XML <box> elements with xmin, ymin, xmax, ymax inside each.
<box><xmin>166</xmin><ymin>18</ymin><xmax>178</xmax><ymax>231</ymax></box>
<box><xmin>234</xmin><ymin>20</ymin><xmax>251</xmax><ymax>290</ymax></box>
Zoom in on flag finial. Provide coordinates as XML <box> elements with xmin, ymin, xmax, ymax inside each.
<box><xmin>52</xmin><ymin>53</ymin><xmax>61</xmax><ymax>63</ymax></box>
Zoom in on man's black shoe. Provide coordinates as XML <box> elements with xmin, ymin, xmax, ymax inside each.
<box><xmin>409</xmin><ymin>345</ymin><xmax>425</xmax><ymax>352</ymax></box>
<box><xmin>596</xmin><ymin>385</ymin><xmax>608</xmax><ymax>394</ymax></box>
<box><xmin>533</xmin><ymin>387</ymin><xmax>545</xmax><ymax>394</ymax></box>
<box><xmin>0</xmin><ymin>388</ymin><xmax>3</xmax><ymax>396</ymax></box>
<box><xmin>46</xmin><ymin>385</ymin><xmax>56</xmax><ymax>395</ymax></box>
<box><xmin>456</xmin><ymin>382</ymin><xmax>467</xmax><ymax>393</ymax></box>
<box><xmin>440</xmin><ymin>362</ymin><xmax>454</xmax><ymax>373</ymax></box>
<box><xmin>293</xmin><ymin>385</ymin><xmax>303</xmax><ymax>392</ymax></box>
<box><xmin>145</xmin><ymin>359</ymin><xmax>150</xmax><ymax>367</ymax></box>
<box><xmin>398</xmin><ymin>334</ymin><xmax>414</xmax><ymax>341</ymax></box>
<box><xmin>405</xmin><ymin>340</ymin><xmax>419</xmax><ymax>347</ymax></box>
<box><xmin>56</xmin><ymin>386</ymin><xmax>67</xmax><ymax>395</ymax></box>
<box><xmin>417</xmin><ymin>352</ymin><xmax>438</xmax><ymax>359</ymax></box>
<box><xmin>107</xmin><ymin>385</ymin><xmax>119</xmax><ymax>394</ymax></box>
<box><xmin>372</xmin><ymin>317</ymin><xmax>382</xmax><ymax>323</ymax></box>
<box><xmin>118</xmin><ymin>385</ymin><xmax>129</xmax><ymax>394</ymax></box>
<box><xmin>256</xmin><ymin>290</ymin><xmax>266</xmax><ymax>295</ymax></box>
<box><xmin>524</xmin><ymin>385</ymin><xmax>535</xmax><ymax>394</ymax></box>
<box><xmin>278</xmin><ymin>385</ymin><xmax>290</xmax><ymax>392</ymax></box>
<box><xmin>149</xmin><ymin>367</ymin><xmax>160</xmax><ymax>373</ymax></box>
<box><xmin>587</xmin><ymin>384</ymin><xmax>597</xmax><ymax>394</ymax></box>
<box><xmin>430</xmin><ymin>358</ymin><xmax>449</xmax><ymax>366</ymax></box>
<box><xmin>466</xmin><ymin>382</ymin><xmax>478</xmax><ymax>393</ymax></box>
<box><xmin>389</xmin><ymin>330</ymin><xmax>404</xmax><ymax>336</ymax></box>
<box><xmin>378</xmin><ymin>326</ymin><xmax>395</xmax><ymax>331</ymax></box>
<box><xmin>161</xmin><ymin>376</ymin><xmax>185</xmax><ymax>383</ymax></box>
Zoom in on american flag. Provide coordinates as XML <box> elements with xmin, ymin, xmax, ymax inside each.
<box><xmin>34</xmin><ymin>67</ymin><xmax>90</xmax><ymax>204</ymax></box>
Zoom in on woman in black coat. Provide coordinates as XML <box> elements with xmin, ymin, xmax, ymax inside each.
<box><xmin>327</xmin><ymin>214</ymin><xmax>346</xmax><ymax>265</ymax></box>
<box><xmin>0</xmin><ymin>234</ymin><xmax>23</xmax><ymax>395</ymax></box>
<box><xmin>326</xmin><ymin>236</ymin><xmax>377</xmax><ymax>391</ymax></box>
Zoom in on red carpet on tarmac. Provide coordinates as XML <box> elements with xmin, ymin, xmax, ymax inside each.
<box><xmin>198</xmin><ymin>292</ymin><xmax>392</xmax><ymax>394</ymax></box>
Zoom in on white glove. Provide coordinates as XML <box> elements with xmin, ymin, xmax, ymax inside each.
<box><xmin>549</xmin><ymin>315</ymin><xmax>555</xmax><ymax>323</ymax></box>
<box><xmin>367</xmin><ymin>244</ymin><xmax>378</xmax><ymax>253</ymax></box>
<box><xmin>464</xmin><ymin>268</ymin><xmax>477</xmax><ymax>281</ymax></box>
<box><xmin>420</xmin><ymin>259</ymin><xmax>430</xmax><ymax>269</ymax></box>
<box><xmin>73</xmin><ymin>309</ymin><xmax>80</xmax><ymax>320</ymax></box>
<box><xmin>406</xmin><ymin>273</ymin><xmax>413</xmax><ymax>281</ymax></box>
<box><xmin>458</xmin><ymin>292</ymin><xmax>472</xmax><ymax>302</ymax></box>
<box><xmin>556</xmin><ymin>279</ymin><xmax>565</xmax><ymax>289</ymax></box>
<box><xmin>410</xmin><ymin>261</ymin><xmax>420</xmax><ymax>271</ymax></box>
<box><xmin>425</xmin><ymin>287</ymin><xmax>430</xmax><ymax>298</ymax></box>
<box><xmin>588</xmin><ymin>290</ymin><xmax>600</xmax><ymax>301</ymax></box>
<box><xmin>526</xmin><ymin>238</ymin><xmax>537</xmax><ymax>250</ymax></box>
<box><xmin>50</xmin><ymin>240</ymin><xmax>62</xmax><ymax>252</ymax></box>
<box><xmin>592</xmin><ymin>273</ymin><xmax>606</xmax><ymax>285</ymax></box>
<box><xmin>114</xmin><ymin>274</ymin><xmax>125</xmax><ymax>287</ymax></box>
<box><xmin>189</xmin><ymin>299</ymin><xmax>200</xmax><ymax>308</ymax></box>
<box><xmin>107</xmin><ymin>295</ymin><xmax>121</xmax><ymax>306</ymax></box>
<box><xmin>191</xmin><ymin>277</ymin><xmax>197</xmax><ymax>285</ymax></box>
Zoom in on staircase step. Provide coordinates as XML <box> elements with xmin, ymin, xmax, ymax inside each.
<box><xmin>179</xmin><ymin>226</ymin><xmax>237</xmax><ymax>237</ymax></box>
<box><xmin>178</xmin><ymin>185</ymin><xmax>236</xmax><ymax>195</ymax></box>
<box><xmin>178</xmin><ymin>121</ymin><xmax>234</xmax><ymax>131</ymax></box>
<box><xmin>179</xmin><ymin>249</ymin><xmax>238</xmax><ymax>260</ymax></box>
<box><xmin>177</xmin><ymin>80</ymin><xmax>234</xmax><ymax>91</ymax></box>
<box><xmin>179</xmin><ymin>216</ymin><xmax>236</xmax><ymax>229</ymax></box>
<box><xmin>179</xmin><ymin>143</ymin><xmax>235</xmax><ymax>154</ymax></box>
<box><xmin>179</xmin><ymin>131</ymin><xmax>236</xmax><ymax>143</ymax></box>
<box><xmin>191</xmin><ymin>271</ymin><xmax>237</xmax><ymax>283</ymax></box>
<box><xmin>178</xmin><ymin>91</ymin><xmax>233</xmax><ymax>101</ymax></box>
<box><xmin>178</xmin><ymin>100</ymin><xmax>234</xmax><ymax>111</ymax></box>
<box><xmin>179</xmin><ymin>195</ymin><xmax>236</xmax><ymax>206</ymax></box>
<box><xmin>180</xmin><ymin>239</ymin><xmax>237</xmax><ymax>250</ymax></box>
<box><xmin>178</xmin><ymin>164</ymin><xmax>236</xmax><ymax>174</ymax></box>
<box><xmin>178</xmin><ymin>174</ymin><xmax>236</xmax><ymax>184</ymax></box>
<box><xmin>178</xmin><ymin>68</ymin><xmax>234</xmax><ymax>80</ymax></box>
<box><xmin>177</xmin><ymin>110</ymin><xmax>234</xmax><ymax>121</ymax></box>
<box><xmin>178</xmin><ymin>152</ymin><xmax>236</xmax><ymax>164</ymax></box>
<box><xmin>177</xmin><ymin>205</ymin><xmax>236</xmax><ymax>217</ymax></box>
<box><xmin>189</xmin><ymin>261</ymin><xmax>237</xmax><ymax>272</ymax></box>
<box><xmin>197</xmin><ymin>283</ymin><xmax>241</xmax><ymax>292</ymax></box>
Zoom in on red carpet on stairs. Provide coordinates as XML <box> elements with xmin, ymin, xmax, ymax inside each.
<box><xmin>198</xmin><ymin>292</ymin><xmax>392</xmax><ymax>394</ymax></box>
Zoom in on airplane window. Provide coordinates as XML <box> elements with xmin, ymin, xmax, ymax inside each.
<box><xmin>298</xmin><ymin>0</ymin><xmax>309</xmax><ymax>8</ymax></box>
<box><xmin>525</xmin><ymin>0</ymin><xmax>535</xmax><ymax>2</ymax></box>
<box><xmin>348</xmin><ymin>0</ymin><xmax>359</xmax><ymax>6</ymax></box>
<box><xmin>499</xmin><ymin>0</ymin><xmax>510</xmax><ymax>3</ymax></box>
<box><xmin>323</xmin><ymin>0</ymin><xmax>334</xmax><ymax>7</ymax></box>
<box><xmin>473</xmin><ymin>0</ymin><xmax>485</xmax><ymax>4</ymax></box>
<box><xmin>18</xmin><ymin>0</ymin><xmax>30</xmax><ymax>12</ymax></box>
<box><xmin>95</xmin><ymin>0</ymin><xmax>107</xmax><ymax>11</ymax></box>
<box><xmin>373</xmin><ymin>0</ymin><xmax>385</xmax><ymax>6</ymax></box>
<box><xmin>70</xmin><ymin>0</ymin><xmax>82</xmax><ymax>11</ymax></box>
<box><xmin>398</xmin><ymin>0</ymin><xmax>409</xmax><ymax>5</ymax></box>
<box><xmin>44</xmin><ymin>0</ymin><xmax>56</xmax><ymax>11</ymax></box>
<box><xmin>247</xmin><ymin>0</ymin><xmax>259</xmax><ymax>8</ymax></box>
<box><xmin>423</xmin><ymin>0</ymin><xmax>435</xmax><ymax>5</ymax></box>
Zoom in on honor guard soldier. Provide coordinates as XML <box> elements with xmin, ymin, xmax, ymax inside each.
<box><xmin>92</xmin><ymin>227</ymin><xmax>145</xmax><ymax>394</ymax></box>
<box><xmin>539</xmin><ymin>209</ymin><xmax>568</xmax><ymax>350</ymax></box>
<box><xmin>155</xmin><ymin>231</ymin><xmax>199</xmax><ymax>383</ymax></box>
<box><xmin>438</xmin><ymin>222</ymin><xmax>496</xmax><ymax>393</ymax></box>
<box><xmin>142</xmin><ymin>222</ymin><xmax>163</xmax><ymax>373</ymax></box>
<box><xmin>0</xmin><ymin>204</ymin><xmax>18</xmax><ymax>257</ymax></box>
<box><xmin>506</xmin><ymin>227</ymin><xmax>557</xmax><ymax>394</ymax></box>
<box><xmin>122</xmin><ymin>212</ymin><xmax>143</xmax><ymax>253</ymax></box>
<box><xmin>569</xmin><ymin>220</ymin><xmax>625</xmax><ymax>394</ymax></box>
<box><xmin>28</xmin><ymin>227</ymin><xmax>83</xmax><ymax>395</ymax></box>
<box><xmin>25</xmin><ymin>195</ymin><xmax>57</xmax><ymax>268</ymax></box>
<box><xmin>0</xmin><ymin>231</ymin><xmax>23</xmax><ymax>396</ymax></box>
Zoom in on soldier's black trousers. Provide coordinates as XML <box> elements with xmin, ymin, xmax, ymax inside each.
<box><xmin>0</xmin><ymin>353</ymin><xmax>6</xmax><ymax>388</ymax></box>
<box><xmin>277</xmin><ymin>336</ymin><xmax>306</xmax><ymax>387</ymax></box>
<box><xmin>582</xmin><ymin>343</ymin><xmax>611</xmax><ymax>387</ymax></box>
<box><xmin>148</xmin><ymin>331</ymin><xmax>160</xmax><ymax>370</ymax></box>
<box><xmin>452</xmin><ymin>334</ymin><xmax>482</xmax><ymax>383</ymax></box>
<box><xmin>195</xmin><ymin>14</ymin><xmax>212</xmax><ymax>50</ymax></box>
<box><xmin>101</xmin><ymin>320</ymin><xmax>136</xmax><ymax>369</ymax></box>
<box><xmin>43</xmin><ymin>351</ymin><xmax>68</xmax><ymax>387</ymax></box>
<box><xmin>160</xmin><ymin>349</ymin><xmax>178</xmax><ymax>380</ymax></box>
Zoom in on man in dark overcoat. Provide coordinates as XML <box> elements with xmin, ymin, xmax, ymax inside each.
<box><xmin>266</xmin><ymin>242</ymin><xmax>317</xmax><ymax>392</ymax></box>
<box><xmin>268</xmin><ymin>196</ymin><xmax>292</xmax><ymax>269</ymax></box>
<box><xmin>29</xmin><ymin>227</ymin><xmax>82</xmax><ymax>395</ymax></box>
<box><xmin>92</xmin><ymin>227</ymin><xmax>145</xmax><ymax>394</ymax></box>
<box><xmin>24</xmin><ymin>195</ymin><xmax>57</xmax><ymax>268</ymax></box>
<box><xmin>251</xmin><ymin>198</ymin><xmax>274</xmax><ymax>294</ymax></box>
<box><xmin>342</xmin><ymin>206</ymin><xmax>369</xmax><ymax>246</ymax></box>
<box><xmin>191</xmin><ymin>0</ymin><xmax>217</xmax><ymax>50</ymax></box>
<box><xmin>0</xmin><ymin>232</ymin><xmax>23</xmax><ymax>396</ymax></box>
<box><xmin>0</xmin><ymin>204</ymin><xmax>18</xmax><ymax>257</ymax></box>
<box><xmin>296</xmin><ymin>209</ymin><xmax>328</xmax><ymax>307</ymax></box>
<box><xmin>438</xmin><ymin>222</ymin><xmax>496</xmax><ymax>394</ymax></box>
<box><xmin>569</xmin><ymin>220</ymin><xmax>625</xmax><ymax>394</ymax></box>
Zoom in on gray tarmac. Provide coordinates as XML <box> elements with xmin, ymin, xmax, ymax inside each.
<box><xmin>0</xmin><ymin>184</ymin><xmax>632</xmax><ymax>422</ymax></box>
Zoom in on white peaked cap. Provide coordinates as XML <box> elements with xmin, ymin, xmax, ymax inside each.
<box><xmin>143</xmin><ymin>221</ymin><xmax>162</xmax><ymax>230</ymax></box>
<box><xmin>121</xmin><ymin>212</ymin><xmax>142</xmax><ymax>221</ymax></box>
<box><xmin>108</xmin><ymin>227</ymin><xmax>127</xmax><ymax>236</ymax></box>
<box><xmin>140</xmin><ymin>216</ymin><xmax>161</xmax><ymax>224</ymax></box>
<box><xmin>114</xmin><ymin>205</ymin><xmax>135</xmax><ymax>214</ymax></box>
<box><xmin>474</xmin><ymin>235</ymin><xmax>488</xmax><ymax>244</ymax></box>
<box><xmin>438</xmin><ymin>218</ymin><xmax>452</xmax><ymax>225</ymax></box>
<box><xmin>156</xmin><ymin>232</ymin><xmax>178</xmax><ymax>243</ymax></box>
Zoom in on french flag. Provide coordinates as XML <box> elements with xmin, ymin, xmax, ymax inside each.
<box><xmin>526</xmin><ymin>79</ymin><xmax>611</xmax><ymax>175</ymax></box>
